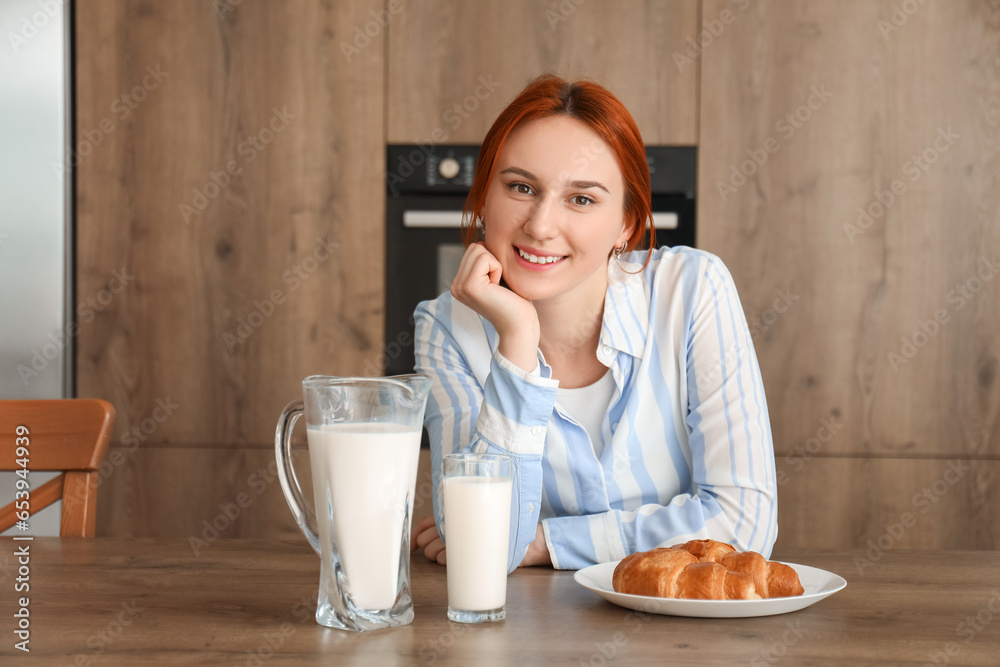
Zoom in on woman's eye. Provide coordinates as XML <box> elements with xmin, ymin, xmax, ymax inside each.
<box><xmin>571</xmin><ymin>195</ymin><xmax>594</xmax><ymax>206</ymax></box>
<box><xmin>512</xmin><ymin>183</ymin><xmax>534</xmax><ymax>195</ymax></box>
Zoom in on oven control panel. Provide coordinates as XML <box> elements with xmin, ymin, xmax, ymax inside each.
<box><xmin>388</xmin><ymin>145</ymin><xmax>695</xmax><ymax>198</ymax></box>
<box><xmin>387</xmin><ymin>145</ymin><xmax>480</xmax><ymax>195</ymax></box>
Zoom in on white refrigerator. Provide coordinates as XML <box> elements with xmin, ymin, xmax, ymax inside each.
<box><xmin>0</xmin><ymin>0</ymin><xmax>73</xmax><ymax>535</ymax></box>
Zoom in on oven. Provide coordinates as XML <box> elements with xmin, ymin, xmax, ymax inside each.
<box><xmin>384</xmin><ymin>144</ymin><xmax>696</xmax><ymax>378</ymax></box>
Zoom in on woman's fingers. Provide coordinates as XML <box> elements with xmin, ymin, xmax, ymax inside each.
<box><xmin>424</xmin><ymin>535</ymin><xmax>447</xmax><ymax>565</ymax></box>
<box><xmin>450</xmin><ymin>244</ymin><xmax>540</xmax><ymax>357</ymax></box>
<box><xmin>417</xmin><ymin>527</ymin><xmax>446</xmax><ymax>564</ymax></box>
<box><xmin>411</xmin><ymin>515</ymin><xmax>437</xmax><ymax>549</ymax></box>
<box><xmin>451</xmin><ymin>244</ymin><xmax>503</xmax><ymax>306</ymax></box>
<box><xmin>411</xmin><ymin>515</ymin><xmax>446</xmax><ymax>564</ymax></box>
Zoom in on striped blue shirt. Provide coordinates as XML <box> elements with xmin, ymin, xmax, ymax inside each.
<box><xmin>414</xmin><ymin>246</ymin><xmax>777</xmax><ymax>572</ymax></box>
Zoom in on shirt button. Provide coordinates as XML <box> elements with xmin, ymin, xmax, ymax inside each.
<box><xmin>531</xmin><ymin>426</ymin><xmax>542</xmax><ymax>436</ymax></box>
<box><xmin>528</xmin><ymin>503</ymin><xmax>536</xmax><ymax>513</ymax></box>
<box><xmin>602</xmin><ymin>345</ymin><xmax>612</xmax><ymax>355</ymax></box>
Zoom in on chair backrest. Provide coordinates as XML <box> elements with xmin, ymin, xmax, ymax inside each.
<box><xmin>0</xmin><ymin>399</ymin><xmax>115</xmax><ymax>536</ymax></box>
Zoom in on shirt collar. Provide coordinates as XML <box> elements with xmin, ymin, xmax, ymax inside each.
<box><xmin>598</xmin><ymin>253</ymin><xmax>650</xmax><ymax>362</ymax></box>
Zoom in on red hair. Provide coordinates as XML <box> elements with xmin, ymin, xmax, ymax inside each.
<box><xmin>462</xmin><ymin>75</ymin><xmax>655</xmax><ymax>268</ymax></box>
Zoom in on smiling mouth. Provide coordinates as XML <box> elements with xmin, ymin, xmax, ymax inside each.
<box><xmin>517</xmin><ymin>247</ymin><xmax>566</xmax><ymax>264</ymax></box>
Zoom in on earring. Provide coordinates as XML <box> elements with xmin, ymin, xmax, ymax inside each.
<box><xmin>613</xmin><ymin>242</ymin><xmax>626</xmax><ymax>259</ymax></box>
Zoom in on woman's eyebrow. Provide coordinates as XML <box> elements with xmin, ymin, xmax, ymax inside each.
<box><xmin>568</xmin><ymin>179</ymin><xmax>610</xmax><ymax>194</ymax></box>
<box><xmin>500</xmin><ymin>166</ymin><xmax>610</xmax><ymax>193</ymax></box>
<box><xmin>499</xmin><ymin>166</ymin><xmax>537</xmax><ymax>180</ymax></box>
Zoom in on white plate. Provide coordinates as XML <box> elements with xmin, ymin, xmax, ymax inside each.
<box><xmin>573</xmin><ymin>560</ymin><xmax>846</xmax><ymax>618</ymax></box>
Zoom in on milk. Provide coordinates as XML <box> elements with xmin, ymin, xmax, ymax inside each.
<box><xmin>307</xmin><ymin>423</ymin><xmax>421</xmax><ymax>610</ymax></box>
<box><xmin>443</xmin><ymin>476</ymin><xmax>513</xmax><ymax>611</ymax></box>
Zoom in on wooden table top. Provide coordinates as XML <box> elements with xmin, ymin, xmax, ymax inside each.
<box><xmin>3</xmin><ymin>538</ymin><xmax>999</xmax><ymax>665</ymax></box>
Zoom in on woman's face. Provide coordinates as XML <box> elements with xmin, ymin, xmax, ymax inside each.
<box><xmin>482</xmin><ymin>115</ymin><xmax>631</xmax><ymax>305</ymax></box>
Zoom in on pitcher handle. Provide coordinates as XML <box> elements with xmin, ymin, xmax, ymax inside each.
<box><xmin>275</xmin><ymin>399</ymin><xmax>321</xmax><ymax>555</ymax></box>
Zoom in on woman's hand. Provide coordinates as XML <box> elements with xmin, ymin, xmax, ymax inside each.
<box><xmin>411</xmin><ymin>514</ymin><xmax>446</xmax><ymax>565</ymax></box>
<box><xmin>450</xmin><ymin>243</ymin><xmax>540</xmax><ymax>372</ymax></box>
<box><xmin>518</xmin><ymin>523</ymin><xmax>552</xmax><ymax>567</ymax></box>
<box><xmin>412</xmin><ymin>515</ymin><xmax>551</xmax><ymax>569</ymax></box>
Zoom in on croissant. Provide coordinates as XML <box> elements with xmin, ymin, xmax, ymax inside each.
<box><xmin>612</xmin><ymin>540</ymin><xmax>805</xmax><ymax>600</ymax></box>
<box><xmin>673</xmin><ymin>538</ymin><xmax>736</xmax><ymax>563</ymax></box>
<box><xmin>717</xmin><ymin>551</ymin><xmax>805</xmax><ymax>598</ymax></box>
<box><xmin>612</xmin><ymin>548</ymin><xmax>760</xmax><ymax>600</ymax></box>
<box><xmin>674</xmin><ymin>539</ymin><xmax>805</xmax><ymax>598</ymax></box>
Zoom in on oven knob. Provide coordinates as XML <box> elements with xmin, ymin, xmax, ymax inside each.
<box><xmin>438</xmin><ymin>157</ymin><xmax>461</xmax><ymax>180</ymax></box>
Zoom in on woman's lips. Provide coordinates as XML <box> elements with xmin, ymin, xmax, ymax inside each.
<box><xmin>515</xmin><ymin>246</ymin><xmax>566</xmax><ymax>269</ymax></box>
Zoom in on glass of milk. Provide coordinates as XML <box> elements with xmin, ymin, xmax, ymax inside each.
<box><xmin>442</xmin><ymin>452</ymin><xmax>514</xmax><ymax>623</ymax></box>
<box><xmin>275</xmin><ymin>374</ymin><xmax>431</xmax><ymax>632</ymax></box>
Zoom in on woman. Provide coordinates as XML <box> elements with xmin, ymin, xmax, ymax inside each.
<box><xmin>412</xmin><ymin>75</ymin><xmax>776</xmax><ymax>572</ymax></box>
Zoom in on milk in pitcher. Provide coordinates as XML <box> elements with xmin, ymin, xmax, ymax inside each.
<box><xmin>307</xmin><ymin>423</ymin><xmax>420</xmax><ymax>610</ymax></box>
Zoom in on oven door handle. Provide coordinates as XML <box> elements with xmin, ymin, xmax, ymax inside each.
<box><xmin>403</xmin><ymin>210</ymin><xmax>465</xmax><ymax>228</ymax></box>
<box><xmin>404</xmin><ymin>210</ymin><xmax>678</xmax><ymax>230</ymax></box>
<box><xmin>652</xmin><ymin>212</ymin><xmax>679</xmax><ymax>230</ymax></box>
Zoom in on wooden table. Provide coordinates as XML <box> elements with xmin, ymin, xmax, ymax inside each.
<box><xmin>3</xmin><ymin>538</ymin><xmax>999</xmax><ymax>665</ymax></box>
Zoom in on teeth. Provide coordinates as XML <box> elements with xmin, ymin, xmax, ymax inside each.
<box><xmin>518</xmin><ymin>248</ymin><xmax>564</xmax><ymax>264</ymax></box>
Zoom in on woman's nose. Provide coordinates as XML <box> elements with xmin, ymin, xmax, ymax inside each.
<box><xmin>522</xmin><ymin>197</ymin><xmax>559</xmax><ymax>240</ymax></box>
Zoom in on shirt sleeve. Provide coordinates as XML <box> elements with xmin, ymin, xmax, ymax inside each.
<box><xmin>540</xmin><ymin>254</ymin><xmax>777</xmax><ymax>568</ymax></box>
<box><xmin>414</xmin><ymin>298</ymin><xmax>559</xmax><ymax>573</ymax></box>
<box><xmin>683</xmin><ymin>255</ymin><xmax>777</xmax><ymax>556</ymax></box>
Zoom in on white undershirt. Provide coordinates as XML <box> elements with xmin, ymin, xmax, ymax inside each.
<box><xmin>556</xmin><ymin>368</ymin><xmax>616</xmax><ymax>456</ymax></box>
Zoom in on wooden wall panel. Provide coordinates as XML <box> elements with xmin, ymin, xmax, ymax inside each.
<box><xmin>387</xmin><ymin>0</ymin><xmax>700</xmax><ymax>145</ymax></box>
<box><xmin>75</xmin><ymin>0</ymin><xmax>1000</xmax><ymax>549</ymax></box>
<box><xmin>700</xmin><ymin>0</ymin><xmax>1000</xmax><ymax>548</ymax></box>
<box><xmin>75</xmin><ymin>0</ymin><xmax>386</xmax><ymax>536</ymax></box>
<box><xmin>94</xmin><ymin>444</ymin><xmax>437</xmax><ymax>544</ymax></box>
<box><xmin>774</xmin><ymin>457</ymin><xmax>998</xmax><ymax>551</ymax></box>
<box><xmin>95</xmin><ymin>445</ymin><xmax>301</xmax><ymax>541</ymax></box>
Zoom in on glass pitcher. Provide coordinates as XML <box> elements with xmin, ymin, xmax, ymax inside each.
<box><xmin>275</xmin><ymin>374</ymin><xmax>431</xmax><ymax>632</ymax></box>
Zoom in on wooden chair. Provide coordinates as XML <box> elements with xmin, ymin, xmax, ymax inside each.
<box><xmin>0</xmin><ymin>399</ymin><xmax>115</xmax><ymax>536</ymax></box>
